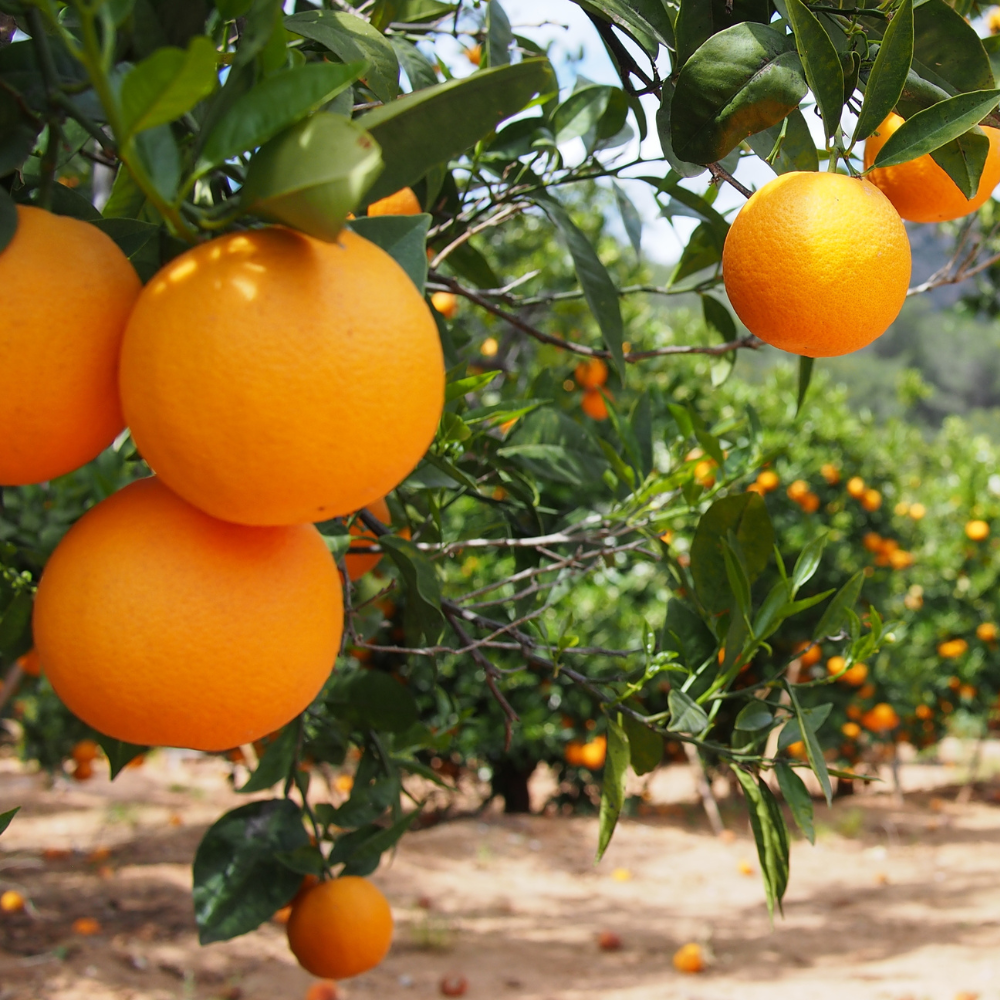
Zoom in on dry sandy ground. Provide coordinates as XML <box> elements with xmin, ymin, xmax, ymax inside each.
<box><xmin>1</xmin><ymin>751</ymin><xmax>999</xmax><ymax>1000</ymax></box>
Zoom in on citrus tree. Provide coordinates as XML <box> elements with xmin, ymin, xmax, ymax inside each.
<box><xmin>1</xmin><ymin>0</ymin><xmax>999</xmax><ymax>976</ymax></box>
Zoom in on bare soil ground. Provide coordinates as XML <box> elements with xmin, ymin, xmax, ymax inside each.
<box><xmin>2</xmin><ymin>749</ymin><xmax>1000</xmax><ymax>1000</ymax></box>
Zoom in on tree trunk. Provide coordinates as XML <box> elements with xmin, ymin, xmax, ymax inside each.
<box><xmin>491</xmin><ymin>758</ymin><xmax>535</xmax><ymax>813</ymax></box>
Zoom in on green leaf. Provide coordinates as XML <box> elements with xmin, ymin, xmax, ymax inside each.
<box><xmin>669</xmin><ymin>223</ymin><xmax>720</xmax><ymax>286</ymax></box>
<box><xmin>285</xmin><ymin>10</ymin><xmax>399</xmax><ymax>105</ymax></box>
<box><xmin>612</xmin><ymin>182</ymin><xmax>642</xmax><ymax>259</ymax></box>
<box><xmin>120</xmin><ymin>35</ymin><xmax>218</xmax><ymax>138</ymax></box>
<box><xmin>775</xmin><ymin>761</ymin><xmax>815</xmax><ymax>844</ymax></box>
<box><xmin>572</xmin><ymin>0</ymin><xmax>673</xmax><ymax>56</ymax></box>
<box><xmin>350</xmin><ymin>670</ymin><xmax>419</xmax><ymax>733</ymax></box>
<box><xmin>785</xmin><ymin>0</ymin><xmax>843</xmax><ymax>139</ymax></box>
<box><xmin>702</xmin><ymin>294</ymin><xmax>736</xmax><ymax>341</ymax></box>
<box><xmin>238</xmin><ymin>724</ymin><xmax>298</xmax><ymax>792</ymax></box>
<box><xmin>348</xmin><ymin>213</ymin><xmax>431</xmax><ymax>294</ymax></box>
<box><xmin>872</xmin><ymin>89</ymin><xmax>1000</xmax><ymax>168</ymax></box>
<box><xmin>596</xmin><ymin>717</ymin><xmax>629</xmax><ymax>860</ymax></box>
<box><xmin>622</xmin><ymin>713</ymin><xmax>663</xmax><ymax>775</ymax></box>
<box><xmin>552</xmin><ymin>85</ymin><xmax>613</xmax><ymax>145</ymax></box>
<box><xmin>0</xmin><ymin>189</ymin><xmax>18</xmax><ymax>256</ymax></box>
<box><xmin>0</xmin><ymin>87</ymin><xmax>41</xmax><ymax>178</ymax></box>
<box><xmin>796</xmin><ymin>355</ymin><xmax>814</xmax><ymax>414</ymax></box>
<box><xmin>985</xmin><ymin>35</ymin><xmax>1000</xmax><ymax>86</ymax></box>
<box><xmin>662</xmin><ymin>600</ymin><xmax>716</xmax><ymax>669</ymax></box>
<box><xmin>929</xmin><ymin>127</ymin><xmax>990</xmax><ymax>200</ymax></box>
<box><xmin>655</xmin><ymin>81</ymin><xmax>707</xmax><ymax>178</ymax></box>
<box><xmin>234</xmin><ymin>0</ymin><xmax>285</xmax><ymax>67</ymax></box>
<box><xmin>789</xmin><ymin>688</ymin><xmax>832</xmax><ymax>805</ymax></box>
<box><xmin>667</xmin><ymin>689</ymin><xmax>709</xmax><ymax>733</ymax></box>
<box><xmin>0</xmin><ymin>807</ymin><xmax>19</xmax><ymax>837</ymax></box>
<box><xmin>733</xmin><ymin>768</ymin><xmax>790</xmax><ymax>918</ymax></box>
<box><xmin>629</xmin><ymin>393</ymin><xmax>653</xmax><ymax>477</ymax></box>
<box><xmin>674</xmin><ymin>0</ymin><xmax>770</xmax><ymax>67</ymax></box>
<box><xmin>193</xmin><ymin>799</ymin><xmax>309</xmax><ymax>944</ymax></box>
<box><xmin>241</xmin><ymin>113</ymin><xmax>383</xmax><ymax>242</ymax></box>
<box><xmin>360</xmin><ymin>59</ymin><xmax>556</xmax><ymax>204</ymax></box>
<box><xmin>320</xmin><ymin>775</ymin><xmax>400</xmax><ymax>828</ymax></box>
<box><xmin>0</xmin><ymin>591</ymin><xmax>32</xmax><ymax>658</ymax></box>
<box><xmin>380</xmin><ymin>536</ymin><xmax>444</xmax><ymax>643</ymax></box>
<box><xmin>853</xmin><ymin>0</ymin><xmax>913</xmax><ymax>142</ymax></box>
<box><xmin>912</xmin><ymin>0</ymin><xmax>993</xmax><ymax>95</ymax></box>
<box><xmin>536</xmin><ymin>195</ymin><xmax>624</xmax><ymax>379</ymax></box>
<box><xmin>746</xmin><ymin>107</ymin><xmax>818</xmax><ymax>173</ymax></box>
<box><xmin>445</xmin><ymin>370</ymin><xmax>501</xmax><ymax>402</ymax></box>
<box><xmin>95</xmin><ymin>736</ymin><xmax>149</xmax><ymax>779</ymax></box>
<box><xmin>671</xmin><ymin>23</ymin><xmax>807</xmax><ymax>164</ymax></box>
<box><xmin>331</xmin><ymin>809</ymin><xmax>421</xmax><ymax>876</ymax></box>
<box><xmin>195</xmin><ymin>62</ymin><xmax>365</xmax><ymax>176</ymax></box>
<box><xmin>91</xmin><ymin>218</ymin><xmax>161</xmax><ymax>282</ymax></box>
<box><xmin>791</xmin><ymin>533</ymin><xmax>827</xmax><ymax>593</ymax></box>
<box><xmin>735</xmin><ymin>701</ymin><xmax>773</xmax><ymax>731</ymax></box>
<box><xmin>813</xmin><ymin>569</ymin><xmax>863</xmax><ymax>640</ymax></box>
<box><xmin>392</xmin><ymin>37</ymin><xmax>439</xmax><ymax>91</ymax></box>
<box><xmin>691</xmin><ymin>493</ymin><xmax>775</xmax><ymax>615</ymax></box>
<box><xmin>486</xmin><ymin>0</ymin><xmax>513</xmax><ymax>67</ymax></box>
<box><xmin>133</xmin><ymin>125</ymin><xmax>181</xmax><ymax>201</ymax></box>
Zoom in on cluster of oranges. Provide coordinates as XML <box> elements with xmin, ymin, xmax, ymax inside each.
<box><xmin>564</xmin><ymin>734</ymin><xmax>608</xmax><ymax>770</ymax></box>
<box><xmin>862</xmin><ymin>532</ymin><xmax>914</xmax><ymax>570</ymax></box>
<box><xmin>4</xmin><ymin>192</ymin><xmax>446</xmax><ymax>980</ymax></box>
<box><xmin>574</xmin><ymin>358</ymin><xmax>611</xmax><ymax>420</ymax></box>
<box><xmin>723</xmin><ymin>115</ymin><xmax>1000</xmax><ymax>359</ymax></box>
<box><xmin>786</xmin><ymin>478</ymin><xmax>821</xmax><ymax>513</ymax></box>
<box><xmin>845</xmin><ymin>476</ymin><xmax>882</xmax><ymax>513</ymax></box>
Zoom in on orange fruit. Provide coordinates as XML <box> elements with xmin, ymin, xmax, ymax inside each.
<box><xmin>861</xmin><ymin>488</ymin><xmax>882</xmax><ymax>512</ymax></box>
<box><xmin>287</xmin><ymin>876</ymin><xmax>393</xmax><ymax>979</ymax></box>
<box><xmin>15</xmin><ymin>648</ymin><xmax>41</xmax><ymax>677</ymax></box>
<box><xmin>440</xmin><ymin>976</ymin><xmax>469</xmax><ymax>997</ymax></box>
<box><xmin>344</xmin><ymin>496</ymin><xmax>398</xmax><ymax>581</ymax></box>
<box><xmin>977</xmin><ymin>622</ymin><xmax>998</xmax><ymax>642</ymax></box>
<box><xmin>431</xmin><ymin>291</ymin><xmax>458</xmax><ymax>319</ymax></box>
<box><xmin>863</xmin><ymin>532</ymin><xmax>883</xmax><ymax>553</ymax></box>
<box><xmin>72</xmin><ymin>759</ymin><xmax>94</xmax><ymax>781</ymax></box>
<box><xmin>693</xmin><ymin>459</ymin><xmax>717</xmax><ymax>488</ymax></box>
<box><xmin>864</xmin><ymin>113</ymin><xmax>1000</xmax><ymax>223</ymax></box>
<box><xmin>888</xmin><ymin>549</ymin><xmax>914</xmax><ymax>569</ymax></box>
<box><xmin>844</xmin><ymin>663</ymin><xmax>868</xmax><ymax>686</ymax></box>
<box><xmin>915</xmin><ymin>704</ymin><xmax>933</xmax><ymax>720</ymax></box>
<box><xmin>787</xmin><ymin>479</ymin><xmax>809</xmax><ymax>501</ymax></box>
<box><xmin>367</xmin><ymin>187</ymin><xmax>422</xmax><ymax>216</ymax></box>
<box><xmin>480</xmin><ymin>336</ymin><xmax>499</xmax><ymax>357</ymax></box>
<box><xmin>305</xmin><ymin>983</ymin><xmax>338</xmax><ymax>1000</ymax></box>
<box><xmin>119</xmin><ymin>228</ymin><xmax>444</xmax><ymax>526</ymax></box>
<box><xmin>0</xmin><ymin>207</ymin><xmax>140</xmax><ymax>485</ymax></box>
<box><xmin>755</xmin><ymin>469</ymin><xmax>780</xmax><ymax>493</ymax></box>
<box><xmin>581</xmin><ymin>388</ymin><xmax>609</xmax><ymax>420</ymax></box>
<box><xmin>938</xmin><ymin>638</ymin><xmax>969</xmax><ymax>659</ymax></box>
<box><xmin>966</xmin><ymin>519</ymin><xmax>990</xmax><ymax>541</ymax></box>
<box><xmin>786</xmin><ymin>740</ymin><xmax>808</xmax><ymax>760</ymax></box>
<box><xmin>0</xmin><ymin>890</ymin><xmax>24</xmax><ymax>913</ymax></box>
<box><xmin>575</xmin><ymin>358</ymin><xmax>609</xmax><ymax>389</ymax></box>
<box><xmin>846</xmin><ymin>476</ymin><xmax>866</xmax><ymax>498</ymax></box>
<box><xmin>794</xmin><ymin>641</ymin><xmax>822</xmax><ymax>668</ymax></box>
<box><xmin>597</xmin><ymin>930</ymin><xmax>623</xmax><ymax>951</ymax></box>
<box><xmin>841</xmin><ymin>721</ymin><xmax>861</xmax><ymax>739</ymax></box>
<box><xmin>862</xmin><ymin>703</ymin><xmax>900</xmax><ymax>733</ymax></box>
<box><xmin>72</xmin><ymin>740</ymin><xmax>100</xmax><ymax>764</ymax></box>
<box><xmin>820</xmin><ymin>463</ymin><xmax>840</xmax><ymax>485</ymax></box>
<box><xmin>797</xmin><ymin>491</ymin><xmax>820</xmax><ymax>514</ymax></box>
<box><xmin>909</xmin><ymin>502</ymin><xmax>926</xmax><ymax>520</ymax></box>
<box><xmin>722</xmin><ymin>172</ymin><xmax>909</xmax><ymax>357</ymax></box>
<box><xmin>72</xmin><ymin>916</ymin><xmax>101</xmax><ymax>935</ymax></box>
<box><xmin>33</xmin><ymin>477</ymin><xmax>343</xmax><ymax>751</ymax></box>
<box><xmin>672</xmin><ymin>941</ymin><xmax>705</xmax><ymax>973</ymax></box>
<box><xmin>578</xmin><ymin>735</ymin><xmax>607</xmax><ymax>770</ymax></box>
<box><xmin>466</xmin><ymin>43</ymin><xmax>481</xmax><ymax>66</ymax></box>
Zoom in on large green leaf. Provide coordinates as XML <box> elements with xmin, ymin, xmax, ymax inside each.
<box><xmin>552</xmin><ymin>85</ymin><xmax>615</xmax><ymax>145</ymax></box>
<box><xmin>486</xmin><ymin>0</ymin><xmax>513</xmax><ymax>67</ymax></box>
<box><xmin>0</xmin><ymin>87</ymin><xmax>41</xmax><ymax>178</ymax></box>
<box><xmin>912</xmin><ymin>0</ymin><xmax>993</xmax><ymax>95</ymax></box>
<box><xmin>572</xmin><ymin>0</ymin><xmax>674</xmax><ymax>57</ymax></box>
<box><xmin>671</xmin><ymin>22</ymin><xmax>807</xmax><ymax>164</ymax></box>
<box><xmin>360</xmin><ymin>59</ymin><xmax>556</xmax><ymax>204</ymax></box>
<box><xmin>812</xmin><ymin>570</ymin><xmax>863</xmax><ymax>639</ymax></box>
<box><xmin>674</xmin><ymin>0</ymin><xmax>770</xmax><ymax>69</ymax></box>
<box><xmin>775</xmin><ymin>761</ymin><xmax>815</xmax><ymax>844</ymax></box>
<box><xmin>195</xmin><ymin>62</ymin><xmax>365</xmax><ymax>175</ymax></box>
<box><xmin>238</xmin><ymin>724</ymin><xmax>298</xmax><ymax>793</ymax></box>
<box><xmin>498</xmin><ymin>408</ymin><xmax>608</xmax><ymax>485</ymax></box>
<box><xmin>285</xmin><ymin>10</ymin><xmax>400</xmax><ymax>105</ymax></box>
<box><xmin>872</xmin><ymin>89</ymin><xmax>1000</xmax><ymax>167</ymax></box>
<box><xmin>929</xmin><ymin>127</ymin><xmax>990</xmax><ymax>200</ymax></box>
<box><xmin>785</xmin><ymin>0</ymin><xmax>843</xmax><ymax>139</ymax></box>
<box><xmin>95</xmin><ymin>736</ymin><xmax>149</xmax><ymax>779</ymax></box>
<box><xmin>667</xmin><ymin>689</ymin><xmax>709</xmax><ymax>733</ymax></box>
<box><xmin>622</xmin><ymin>713</ymin><xmax>663</xmax><ymax>775</ymax></box>
<box><xmin>348</xmin><ymin>213</ymin><xmax>431</xmax><ymax>294</ymax></box>
<box><xmin>595</xmin><ymin>717</ymin><xmax>629</xmax><ymax>860</ymax></box>
<box><xmin>350</xmin><ymin>670</ymin><xmax>419</xmax><ymax>734</ymax></box>
<box><xmin>733</xmin><ymin>768</ymin><xmax>790</xmax><ymax>919</ymax></box>
<box><xmin>193</xmin><ymin>799</ymin><xmax>309</xmax><ymax>944</ymax></box>
<box><xmin>662</xmin><ymin>599</ymin><xmax>716</xmax><ymax>668</ymax></box>
<box><xmin>381</xmin><ymin>536</ymin><xmax>444</xmax><ymax>644</ymax></box>
<box><xmin>746</xmin><ymin>107</ymin><xmax>818</xmax><ymax>173</ymax></box>
<box><xmin>120</xmin><ymin>35</ymin><xmax>218</xmax><ymax>138</ymax></box>
<box><xmin>853</xmin><ymin>0</ymin><xmax>913</xmax><ymax>142</ymax></box>
<box><xmin>655</xmin><ymin>81</ymin><xmax>706</xmax><ymax>178</ymax></box>
<box><xmin>691</xmin><ymin>493</ymin><xmax>774</xmax><ymax>615</ymax></box>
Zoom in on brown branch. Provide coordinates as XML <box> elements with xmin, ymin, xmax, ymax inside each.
<box><xmin>707</xmin><ymin>162</ymin><xmax>753</xmax><ymax>199</ymax></box>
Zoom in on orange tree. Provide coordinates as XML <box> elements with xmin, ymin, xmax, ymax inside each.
<box><xmin>1</xmin><ymin>0</ymin><xmax>999</xmax><ymax>959</ymax></box>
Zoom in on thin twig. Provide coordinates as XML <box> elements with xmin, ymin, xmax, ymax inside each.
<box><xmin>708</xmin><ymin>162</ymin><xmax>753</xmax><ymax>199</ymax></box>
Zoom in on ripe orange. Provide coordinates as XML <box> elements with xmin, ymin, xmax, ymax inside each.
<box><xmin>755</xmin><ymin>469</ymin><xmax>780</xmax><ymax>493</ymax></box>
<box><xmin>581</xmin><ymin>388</ymin><xmax>609</xmax><ymax>420</ymax></box>
<box><xmin>287</xmin><ymin>876</ymin><xmax>393</xmax><ymax>979</ymax></box>
<box><xmin>888</xmin><ymin>549</ymin><xmax>914</xmax><ymax>569</ymax></box>
<box><xmin>938</xmin><ymin>638</ymin><xmax>969</xmax><ymax>659</ymax></box>
<box><xmin>846</xmin><ymin>476</ymin><xmax>866</xmax><ymax>498</ymax></box>
<box><xmin>466</xmin><ymin>43</ymin><xmax>482</xmax><ymax>66</ymax></box>
<box><xmin>909</xmin><ymin>502</ymin><xmax>926</xmax><ymax>520</ymax></box>
<box><xmin>820</xmin><ymin>463</ymin><xmax>840</xmax><ymax>485</ymax></box>
<box><xmin>862</xmin><ymin>703</ymin><xmax>900</xmax><ymax>733</ymax></box>
<box><xmin>794</xmin><ymin>642</ymin><xmax>822</xmax><ymax>668</ymax></box>
<box><xmin>120</xmin><ymin>228</ymin><xmax>444</xmax><ymax>526</ymax></box>
<box><xmin>305</xmin><ymin>983</ymin><xmax>338</xmax><ymax>1000</ymax></box>
<box><xmin>72</xmin><ymin>759</ymin><xmax>94</xmax><ymax>781</ymax></box>
<box><xmin>0</xmin><ymin>206</ymin><xmax>141</xmax><ymax>485</ymax></box>
<box><xmin>34</xmin><ymin>478</ymin><xmax>343</xmax><ymax>751</ymax></box>
<box><xmin>575</xmin><ymin>358</ymin><xmax>609</xmax><ymax>389</ymax></box>
<box><xmin>344</xmin><ymin>497</ymin><xmax>392</xmax><ymax>581</ymax></box>
<box><xmin>722</xmin><ymin>172</ymin><xmax>909</xmax><ymax>357</ymax></box>
<box><xmin>863</xmin><ymin>532</ymin><xmax>883</xmax><ymax>553</ymax></box>
<box><xmin>841</xmin><ymin>721</ymin><xmax>861</xmax><ymax>739</ymax></box>
<box><xmin>966</xmin><ymin>519</ymin><xmax>990</xmax><ymax>541</ymax></box>
<box><xmin>864</xmin><ymin>113</ymin><xmax>1000</xmax><ymax>223</ymax></box>
<box><xmin>787</xmin><ymin>479</ymin><xmax>809</xmax><ymax>501</ymax></box>
<box><xmin>367</xmin><ymin>187</ymin><xmax>422</xmax><ymax>216</ymax></box>
<box><xmin>693</xmin><ymin>459</ymin><xmax>717</xmax><ymax>488</ymax></box>
<box><xmin>977</xmin><ymin>622</ymin><xmax>998</xmax><ymax>642</ymax></box>
<box><xmin>861</xmin><ymin>488</ymin><xmax>882</xmax><ymax>512</ymax></box>
<box><xmin>480</xmin><ymin>336</ymin><xmax>499</xmax><ymax>357</ymax></box>
<box><xmin>431</xmin><ymin>291</ymin><xmax>458</xmax><ymax>319</ymax></box>
<box><xmin>672</xmin><ymin>942</ymin><xmax>705</xmax><ymax>973</ymax></box>
<box><xmin>72</xmin><ymin>916</ymin><xmax>101</xmax><ymax>935</ymax></box>
<box><xmin>915</xmin><ymin>704</ymin><xmax>933</xmax><ymax>720</ymax></box>
<box><xmin>0</xmin><ymin>890</ymin><xmax>24</xmax><ymax>913</ymax></box>
<box><xmin>15</xmin><ymin>648</ymin><xmax>40</xmax><ymax>677</ymax></box>
<box><xmin>797</xmin><ymin>491</ymin><xmax>820</xmax><ymax>513</ymax></box>
<box><xmin>72</xmin><ymin>740</ymin><xmax>100</xmax><ymax>764</ymax></box>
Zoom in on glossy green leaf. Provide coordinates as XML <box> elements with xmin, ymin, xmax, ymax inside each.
<box><xmin>702</xmin><ymin>294</ymin><xmax>736</xmax><ymax>341</ymax></box>
<box><xmin>486</xmin><ymin>0</ymin><xmax>513</xmax><ymax>67</ymax></box>
<box><xmin>872</xmin><ymin>89</ymin><xmax>1000</xmax><ymax>167</ymax></box>
<box><xmin>0</xmin><ymin>591</ymin><xmax>32</xmax><ymax>657</ymax></box>
<box><xmin>674</xmin><ymin>0</ymin><xmax>771</xmax><ymax>68</ymax></box>
<box><xmin>746</xmin><ymin>107</ymin><xmax>818</xmax><ymax>173</ymax></box>
<box><xmin>613</xmin><ymin>182</ymin><xmax>642</xmax><ymax>259</ymax></box>
<box><xmin>92</xmin><ymin>218</ymin><xmax>162</xmax><ymax>282</ymax></box>
<box><xmin>234</xmin><ymin>0</ymin><xmax>285</xmax><ymax>67</ymax></box>
<box><xmin>0</xmin><ymin>189</ymin><xmax>17</xmax><ymax>256</ymax></box>
<box><xmin>796</xmin><ymin>355</ymin><xmax>814</xmax><ymax>414</ymax></box>
<box><xmin>791</xmin><ymin>532</ymin><xmax>827</xmax><ymax>592</ymax></box>
<box><xmin>553</xmin><ymin>85</ymin><xmax>614</xmax><ymax>145</ymax></box>
<box><xmin>622</xmin><ymin>713</ymin><xmax>663</xmax><ymax>775</ymax></box>
<box><xmin>360</xmin><ymin>59</ymin><xmax>555</xmax><ymax>204</ymax></box>
<box><xmin>193</xmin><ymin>799</ymin><xmax>309</xmax><ymax>944</ymax></box>
<box><xmin>241</xmin><ymin>113</ymin><xmax>383</xmax><ymax>242</ymax></box>
<box><xmin>381</xmin><ymin>536</ymin><xmax>444</xmax><ymax>643</ymax></box>
<box><xmin>0</xmin><ymin>88</ymin><xmax>41</xmax><ymax>178</ymax></box>
<box><xmin>537</xmin><ymin>194</ymin><xmax>624</xmax><ymax>379</ymax></box>
<box><xmin>775</xmin><ymin>761</ymin><xmax>815</xmax><ymax>844</ymax></box>
<box><xmin>691</xmin><ymin>493</ymin><xmax>775</xmax><ymax>614</ymax></box>
<box><xmin>596</xmin><ymin>717</ymin><xmax>629</xmax><ymax>860</ymax></box>
<box><xmin>813</xmin><ymin>569</ymin><xmax>863</xmax><ymax>640</ymax></box>
<box><xmin>629</xmin><ymin>392</ymin><xmax>653</xmax><ymax>476</ymax></box>
<box><xmin>333</xmin><ymin>810</ymin><xmax>421</xmax><ymax>876</ymax></box>
<box><xmin>285</xmin><ymin>10</ymin><xmax>399</xmax><ymax>105</ymax></box>
<box><xmin>95</xmin><ymin>736</ymin><xmax>149</xmax><ymax>779</ymax></box>
<box><xmin>667</xmin><ymin>689</ymin><xmax>709</xmax><ymax>733</ymax></box>
<box><xmin>133</xmin><ymin>124</ymin><xmax>182</xmax><ymax>200</ymax></box>
<box><xmin>392</xmin><ymin>37</ymin><xmax>439</xmax><ymax>91</ymax></box>
<box><xmin>238</xmin><ymin>724</ymin><xmax>298</xmax><ymax>792</ymax></box>
<box><xmin>572</xmin><ymin>0</ymin><xmax>674</xmax><ymax>57</ymax></box>
<box><xmin>662</xmin><ymin>600</ymin><xmax>716</xmax><ymax>669</ymax></box>
<box><xmin>785</xmin><ymin>0</ymin><xmax>843</xmax><ymax>139</ymax></box>
<box><xmin>120</xmin><ymin>35</ymin><xmax>218</xmax><ymax>138</ymax></box>
<box><xmin>656</xmin><ymin>81</ymin><xmax>707</xmax><ymax>178</ymax></box>
<box><xmin>671</xmin><ymin>23</ymin><xmax>807</xmax><ymax>164</ymax></box>
<box><xmin>789</xmin><ymin>688</ymin><xmax>832</xmax><ymax>805</ymax></box>
<box><xmin>348</xmin><ymin>213</ymin><xmax>431</xmax><ymax>294</ymax></box>
<box><xmin>195</xmin><ymin>62</ymin><xmax>365</xmax><ymax>175</ymax></box>
<box><xmin>735</xmin><ymin>701</ymin><xmax>773</xmax><ymax>731</ymax></box>
<box><xmin>350</xmin><ymin>670</ymin><xmax>419</xmax><ymax>733</ymax></box>
<box><xmin>929</xmin><ymin>127</ymin><xmax>990</xmax><ymax>200</ymax></box>
<box><xmin>733</xmin><ymin>767</ymin><xmax>789</xmax><ymax>919</ymax></box>
<box><xmin>984</xmin><ymin>35</ymin><xmax>1000</xmax><ymax>85</ymax></box>
<box><xmin>498</xmin><ymin>410</ymin><xmax>608</xmax><ymax>485</ymax></box>
<box><xmin>853</xmin><ymin>0</ymin><xmax>913</xmax><ymax>142</ymax></box>
<box><xmin>0</xmin><ymin>807</ymin><xmax>18</xmax><ymax>837</ymax></box>
<box><xmin>912</xmin><ymin>0</ymin><xmax>993</xmax><ymax>95</ymax></box>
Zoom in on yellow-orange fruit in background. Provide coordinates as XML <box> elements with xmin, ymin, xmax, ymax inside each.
<box><xmin>722</xmin><ymin>172</ymin><xmax>910</xmax><ymax>357</ymax></box>
<box><xmin>794</xmin><ymin>642</ymin><xmax>822</xmax><ymax>668</ymax></box>
<box><xmin>909</xmin><ymin>502</ymin><xmax>926</xmax><ymax>520</ymax></box>
<box><xmin>862</xmin><ymin>703</ymin><xmax>900</xmax><ymax>733</ymax></box>
<box><xmin>431</xmin><ymin>291</ymin><xmax>458</xmax><ymax>319</ymax></box>
<box><xmin>367</xmin><ymin>187</ymin><xmax>421</xmax><ymax>216</ymax></box>
<box><xmin>575</xmin><ymin>358</ymin><xmax>609</xmax><ymax>389</ymax></box>
<box><xmin>966</xmin><ymin>519</ymin><xmax>990</xmax><ymax>541</ymax></box>
<box><xmin>0</xmin><ymin>890</ymin><xmax>24</xmax><ymax>912</ymax></box>
<box><xmin>72</xmin><ymin>739</ymin><xmax>99</xmax><ymax>763</ymax></box>
<box><xmin>756</xmin><ymin>469</ymin><xmax>780</xmax><ymax>493</ymax></box>
<box><xmin>864</xmin><ymin>113</ymin><xmax>1000</xmax><ymax>223</ymax></box>
<box><xmin>915</xmin><ymin>704</ymin><xmax>933</xmax><ymax>720</ymax></box>
<box><xmin>673</xmin><ymin>942</ymin><xmax>706</xmax><ymax>973</ymax></box>
<box><xmin>0</xmin><ymin>207</ymin><xmax>141</xmax><ymax>485</ymax></box>
<box><xmin>787</xmin><ymin>479</ymin><xmax>809</xmax><ymax>501</ymax></box>
<box><xmin>820</xmin><ymin>463</ymin><xmax>840</xmax><ymax>485</ymax></box>
<box><xmin>797</xmin><ymin>491</ymin><xmax>820</xmax><ymax>513</ymax></box>
<box><xmin>287</xmin><ymin>877</ymin><xmax>393</xmax><ymax>979</ymax></box>
<box><xmin>305</xmin><ymin>982</ymin><xmax>339</xmax><ymax>1000</ymax></box>
<box><xmin>861</xmin><ymin>488</ymin><xmax>882</xmax><ymax>512</ymax></box>
<box><xmin>120</xmin><ymin>229</ymin><xmax>444</xmax><ymax>526</ymax></box>
<box><xmin>465</xmin><ymin>43</ymin><xmax>482</xmax><ymax>66</ymax></box>
<box><xmin>15</xmin><ymin>648</ymin><xmax>40</xmax><ymax>677</ymax></box>
<box><xmin>938</xmin><ymin>638</ymin><xmax>969</xmax><ymax>659</ymax></box>
<box><xmin>33</xmin><ymin>478</ymin><xmax>343</xmax><ymax>751</ymax></box>
<box><xmin>841</xmin><ymin>721</ymin><xmax>861</xmax><ymax>740</ymax></box>
<box><xmin>846</xmin><ymin>476</ymin><xmax>866</xmax><ymax>498</ymax></box>
<box><xmin>581</xmin><ymin>388</ymin><xmax>609</xmax><ymax>420</ymax></box>
<box><xmin>343</xmin><ymin>497</ymin><xmax>407</xmax><ymax>581</ymax></box>
<box><xmin>977</xmin><ymin>622</ymin><xmax>998</xmax><ymax>642</ymax></box>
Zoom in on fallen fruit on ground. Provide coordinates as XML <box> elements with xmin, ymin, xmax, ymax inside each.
<box><xmin>723</xmin><ymin>172</ymin><xmax>910</xmax><ymax>357</ymax></box>
<box><xmin>287</xmin><ymin>876</ymin><xmax>393</xmax><ymax>979</ymax></box>
<box><xmin>440</xmin><ymin>975</ymin><xmax>469</xmax><ymax>996</ymax></box>
<box><xmin>598</xmin><ymin>930</ymin><xmax>622</xmax><ymax>951</ymax></box>
<box><xmin>0</xmin><ymin>890</ymin><xmax>24</xmax><ymax>912</ymax></box>
<box><xmin>673</xmin><ymin>941</ymin><xmax>705</xmax><ymax>973</ymax></box>
<box><xmin>0</xmin><ymin>206</ymin><xmax>141</xmax><ymax>485</ymax></box>
<box><xmin>864</xmin><ymin>114</ymin><xmax>1000</xmax><ymax>223</ymax></box>
<box><xmin>119</xmin><ymin>229</ymin><xmax>444</xmax><ymax>526</ymax></box>
<box><xmin>33</xmin><ymin>477</ymin><xmax>343</xmax><ymax>751</ymax></box>
<box><xmin>305</xmin><ymin>982</ymin><xmax>338</xmax><ymax>1000</ymax></box>
<box><xmin>72</xmin><ymin>917</ymin><xmax>101</xmax><ymax>935</ymax></box>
